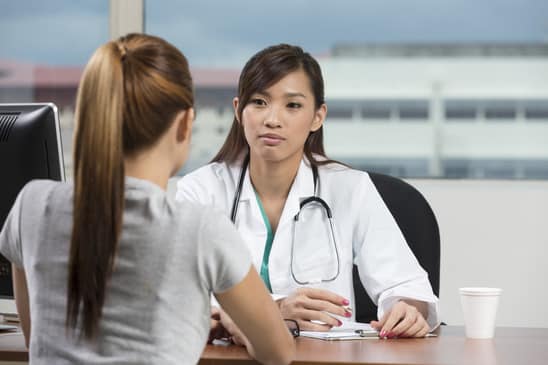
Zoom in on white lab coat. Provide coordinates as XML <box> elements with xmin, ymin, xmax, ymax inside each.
<box><xmin>176</xmin><ymin>158</ymin><xmax>440</xmax><ymax>329</ymax></box>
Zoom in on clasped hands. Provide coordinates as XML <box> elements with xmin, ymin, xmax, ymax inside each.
<box><xmin>209</xmin><ymin>287</ymin><xmax>430</xmax><ymax>346</ymax></box>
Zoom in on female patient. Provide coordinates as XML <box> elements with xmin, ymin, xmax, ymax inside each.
<box><xmin>0</xmin><ymin>34</ymin><xmax>294</xmax><ymax>364</ymax></box>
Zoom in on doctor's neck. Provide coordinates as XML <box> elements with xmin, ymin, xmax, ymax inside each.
<box><xmin>248</xmin><ymin>152</ymin><xmax>302</xmax><ymax>201</ymax></box>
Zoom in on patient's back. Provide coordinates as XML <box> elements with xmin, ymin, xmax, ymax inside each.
<box><xmin>0</xmin><ymin>177</ymin><xmax>250</xmax><ymax>364</ymax></box>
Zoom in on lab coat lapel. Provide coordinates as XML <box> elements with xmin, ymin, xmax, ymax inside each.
<box><xmin>231</xmin><ymin>164</ymin><xmax>268</xmax><ymax>269</ymax></box>
<box><xmin>237</xmin><ymin>164</ymin><xmax>264</xmax><ymax>231</ymax></box>
<box><xmin>277</xmin><ymin>159</ymin><xmax>315</xmax><ymax>228</ymax></box>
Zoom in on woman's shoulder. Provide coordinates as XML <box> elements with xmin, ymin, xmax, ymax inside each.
<box><xmin>8</xmin><ymin>180</ymin><xmax>71</xmax><ymax>244</ymax></box>
<box><xmin>314</xmin><ymin>162</ymin><xmax>380</xmax><ymax>203</ymax></box>
<box><xmin>317</xmin><ymin>161</ymin><xmax>372</xmax><ymax>183</ymax></box>
<box><xmin>22</xmin><ymin>178</ymin><xmax>64</xmax><ymax>192</ymax></box>
<box><xmin>168</xmin><ymin>199</ymin><xmax>238</xmax><ymax>251</ymax></box>
<box><xmin>19</xmin><ymin>179</ymin><xmax>70</xmax><ymax>207</ymax></box>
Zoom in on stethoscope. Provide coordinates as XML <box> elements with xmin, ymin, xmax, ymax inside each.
<box><xmin>230</xmin><ymin>153</ymin><xmax>340</xmax><ymax>285</ymax></box>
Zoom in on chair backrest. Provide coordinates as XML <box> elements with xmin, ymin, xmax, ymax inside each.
<box><xmin>353</xmin><ymin>171</ymin><xmax>440</xmax><ymax>323</ymax></box>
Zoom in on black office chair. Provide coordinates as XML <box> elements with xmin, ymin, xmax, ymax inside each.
<box><xmin>353</xmin><ymin>171</ymin><xmax>440</xmax><ymax>323</ymax></box>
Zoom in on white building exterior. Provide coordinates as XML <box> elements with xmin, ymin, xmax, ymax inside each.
<box><xmin>318</xmin><ymin>44</ymin><xmax>548</xmax><ymax>178</ymax></box>
<box><xmin>187</xmin><ymin>44</ymin><xmax>548</xmax><ymax>178</ymax></box>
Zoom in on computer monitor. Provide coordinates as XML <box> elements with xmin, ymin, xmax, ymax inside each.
<box><xmin>0</xmin><ymin>103</ymin><xmax>65</xmax><ymax>301</ymax></box>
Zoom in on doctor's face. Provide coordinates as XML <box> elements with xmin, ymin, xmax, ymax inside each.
<box><xmin>235</xmin><ymin>69</ymin><xmax>326</xmax><ymax>164</ymax></box>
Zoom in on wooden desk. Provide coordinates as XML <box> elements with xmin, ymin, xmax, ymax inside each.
<box><xmin>2</xmin><ymin>326</ymin><xmax>548</xmax><ymax>364</ymax></box>
<box><xmin>200</xmin><ymin>326</ymin><xmax>548</xmax><ymax>365</ymax></box>
<box><xmin>0</xmin><ymin>332</ymin><xmax>26</xmax><ymax>363</ymax></box>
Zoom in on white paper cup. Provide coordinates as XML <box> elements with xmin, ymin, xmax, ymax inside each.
<box><xmin>459</xmin><ymin>287</ymin><xmax>502</xmax><ymax>339</ymax></box>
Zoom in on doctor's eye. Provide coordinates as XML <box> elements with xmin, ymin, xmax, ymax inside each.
<box><xmin>250</xmin><ymin>98</ymin><xmax>267</xmax><ymax>107</ymax></box>
<box><xmin>287</xmin><ymin>102</ymin><xmax>302</xmax><ymax>109</ymax></box>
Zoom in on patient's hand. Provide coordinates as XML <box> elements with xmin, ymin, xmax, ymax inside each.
<box><xmin>208</xmin><ymin>306</ymin><xmax>250</xmax><ymax>347</ymax></box>
<box><xmin>208</xmin><ymin>306</ymin><xmax>228</xmax><ymax>343</ymax></box>
<box><xmin>219</xmin><ymin>308</ymin><xmax>250</xmax><ymax>347</ymax></box>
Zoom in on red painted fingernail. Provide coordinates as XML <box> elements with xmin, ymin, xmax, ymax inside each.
<box><xmin>380</xmin><ymin>330</ymin><xmax>386</xmax><ymax>337</ymax></box>
<box><xmin>343</xmin><ymin>299</ymin><xmax>350</xmax><ymax>305</ymax></box>
<box><xmin>337</xmin><ymin>320</ymin><xmax>342</xmax><ymax>326</ymax></box>
<box><xmin>345</xmin><ymin>311</ymin><xmax>351</xmax><ymax>317</ymax></box>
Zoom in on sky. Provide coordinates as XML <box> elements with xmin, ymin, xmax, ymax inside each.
<box><xmin>1</xmin><ymin>0</ymin><xmax>547</xmax><ymax>67</ymax></box>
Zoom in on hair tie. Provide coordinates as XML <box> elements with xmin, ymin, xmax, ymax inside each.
<box><xmin>118</xmin><ymin>43</ymin><xmax>128</xmax><ymax>61</ymax></box>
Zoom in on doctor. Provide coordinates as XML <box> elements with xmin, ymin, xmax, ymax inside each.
<box><xmin>176</xmin><ymin>44</ymin><xmax>439</xmax><ymax>339</ymax></box>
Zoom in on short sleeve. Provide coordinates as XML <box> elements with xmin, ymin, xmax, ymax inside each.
<box><xmin>0</xmin><ymin>187</ymin><xmax>25</xmax><ymax>268</ymax></box>
<box><xmin>197</xmin><ymin>208</ymin><xmax>252</xmax><ymax>294</ymax></box>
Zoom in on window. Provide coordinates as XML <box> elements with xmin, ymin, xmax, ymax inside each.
<box><xmin>524</xmin><ymin>100</ymin><xmax>548</xmax><ymax>120</ymax></box>
<box><xmin>445</xmin><ymin>100</ymin><xmax>477</xmax><ymax>120</ymax></box>
<box><xmin>444</xmin><ymin>165</ymin><xmax>470</xmax><ymax>179</ymax></box>
<box><xmin>361</xmin><ymin>101</ymin><xmax>392</xmax><ymax>119</ymax></box>
<box><xmin>144</xmin><ymin>1</ymin><xmax>548</xmax><ymax>180</ymax></box>
<box><xmin>524</xmin><ymin>166</ymin><xmax>548</xmax><ymax>179</ymax></box>
<box><xmin>327</xmin><ymin>104</ymin><xmax>354</xmax><ymax>120</ymax></box>
<box><xmin>483</xmin><ymin>100</ymin><xmax>517</xmax><ymax>120</ymax></box>
<box><xmin>397</xmin><ymin>100</ymin><xmax>429</xmax><ymax>120</ymax></box>
<box><xmin>0</xmin><ymin>1</ymin><xmax>109</xmax><ymax>177</ymax></box>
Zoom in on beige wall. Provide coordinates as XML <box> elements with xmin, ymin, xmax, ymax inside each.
<box><xmin>410</xmin><ymin>178</ymin><xmax>548</xmax><ymax>327</ymax></box>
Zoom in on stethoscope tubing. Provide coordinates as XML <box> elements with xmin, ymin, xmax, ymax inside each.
<box><xmin>230</xmin><ymin>154</ymin><xmax>341</xmax><ymax>285</ymax></box>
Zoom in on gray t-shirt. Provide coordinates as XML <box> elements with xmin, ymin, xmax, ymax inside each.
<box><xmin>0</xmin><ymin>177</ymin><xmax>251</xmax><ymax>364</ymax></box>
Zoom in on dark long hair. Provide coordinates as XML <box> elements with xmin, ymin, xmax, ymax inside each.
<box><xmin>211</xmin><ymin>44</ymin><xmax>336</xmax><ymax>166</ymax></box>
<box><xmin>68</xmin><ymin>33</ymin><xmax>194</xmax><ymax>340</ymax></box>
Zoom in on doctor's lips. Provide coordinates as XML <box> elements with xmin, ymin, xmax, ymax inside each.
<box><xmin>259</xmin><ymin>133</ymin><xmax>285</xmax><ymax>146</ymax></box>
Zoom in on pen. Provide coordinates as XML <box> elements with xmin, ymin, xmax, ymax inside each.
<box><xmin>354</xmin><ymin>330</ymin><xmax>437</xmax><ymax>339</ymax></box>
<box><xmin>354</xmin><ymin>330</ymin><xmax>378</xmax><ymax>338</ymax></box>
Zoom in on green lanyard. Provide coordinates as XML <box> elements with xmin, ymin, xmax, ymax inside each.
<box><xmin>254</xmin><ymin>192</ymin><xmax>274</xmax><ymax>293</ymax></box>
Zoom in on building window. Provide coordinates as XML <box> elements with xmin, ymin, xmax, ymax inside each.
<box><xmin>328</xmin><ymin>107</ymin><xmax>353</xmax><ymax>119</ymax></box>
<box><xmin>483</xmin><ymin>100</ymin><xmax>517</xmax><ymax>120</ymax></box>
<box><xmin>524</xmin><ymin>100</ymin><xmax>548</xmax><ymax>120</ymax></box>
<box><xmin>362</xmin><ymin>107</ymin><xmax>391</xmax><ymax>119</ymax></box>
<box><xmin>397</xmin><ymin>100</ymin><xmax>429</xmax><ymax>120</ymax></box>
<box><xmin>445</xmin><ymin>100</ymin><xmax>477</xmax><ymax>120</ymax></box>
<box><xmin>361</xmin><ymin>101</ymin><xmax>391</xmax><ymax>119</ymax></box>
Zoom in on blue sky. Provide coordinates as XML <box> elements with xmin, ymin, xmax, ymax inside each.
<box><xmin>1</xmin><ymin>0</ymin><xmax>547</xmax><ymax>66</ymax></box>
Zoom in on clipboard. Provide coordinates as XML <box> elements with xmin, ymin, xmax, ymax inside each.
<box><xmin>300</xmin><ymin>329</ymin><xmax>379</xmax><ymax>341</ymax></box>
<box><xmin>300</xmin><ymin>321</ymin><xmax>437</xmax><ymax>341</ymax></box>
<box><xmin>300</xmin><ymin>321</ymin><xmax>379</xmax><ymax>341</ymax></box>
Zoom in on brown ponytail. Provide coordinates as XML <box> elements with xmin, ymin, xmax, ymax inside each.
<box><xmin>67</xmin><ymin>34</ymin><xmax>194</xmax><ymax>340</ymax></box>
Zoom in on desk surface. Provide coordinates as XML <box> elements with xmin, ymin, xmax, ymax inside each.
<box><xmin>201</xmin><ymin>326</ymin><xmax>548</xmax><ymax>365</ymax></box>
<box><xmin>2</xmin><ymin>326</ymin><xmax>548</xmax><ymax>364</ymax></box>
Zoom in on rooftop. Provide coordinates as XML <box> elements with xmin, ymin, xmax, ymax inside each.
<box><xmin>332</xmin><ymin>43</ymin><xmax>548</xmax><ymax>58</ymax></box>
<box><xmin>0</xmin><ymin>59</ymin><xmax>239</xmax><ymax>88</ymax></box>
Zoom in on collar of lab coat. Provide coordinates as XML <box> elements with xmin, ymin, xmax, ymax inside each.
<box><xmin>235</xmin><ymin>157</ymin><xmax>316</xmax><ymax>224</ymax></box>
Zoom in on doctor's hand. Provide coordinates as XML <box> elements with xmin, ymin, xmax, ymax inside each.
<box><xmin>370</xmin><ymin>299</ymin><xmax>430</xmax><ymax>338</ymax></box>
<box><xmin>277</xmin><ymin>288</ymin><xmax>350</xmax><ymax>331</ymax></box>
